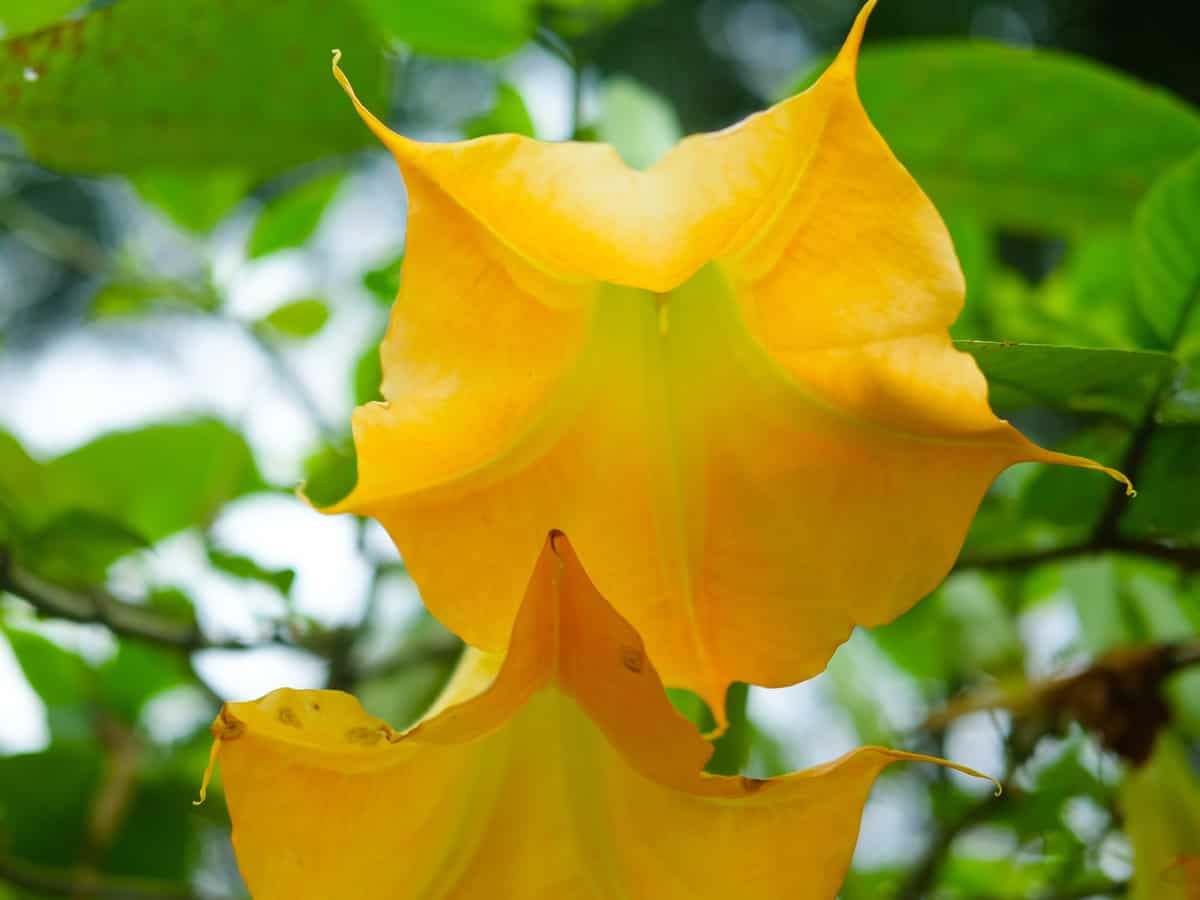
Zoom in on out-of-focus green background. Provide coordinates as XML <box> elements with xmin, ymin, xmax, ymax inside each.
<box><xmin>0</xmin><ymin>1</ymin><xmax>1197</xmax><ymax>897</ymax></box>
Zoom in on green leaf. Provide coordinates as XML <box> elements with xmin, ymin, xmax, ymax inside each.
<box><xmin>208</xmin><ymin>547</ymin><xmax>295</xmax><ymax>595</ymax></box>
<box><xmin>363</xmin><ymin>254</ymin><xmax>403</xmax><ymax>306</ymax></box>
<box><xmin>131</xmin><ymin>170</ymin><xmax>253</xmax><ymax>233</ymax></box>
<box><xmin>247</xmin><ymin>174</ymin><xmax>342</xmax><ymax>259</ymax></box>
<box><xmin>303</xmin><ymin>443</ymin><xmax>358</xmax><ymax>507</ymax></box>
<box><xmin>0</xmin><ymin>746</ymin><xmax>103</xmax><ymax>867</ymax></box>
<box><xmin>97</xmin><ymin>642</ymin><xmax>189</xmax><ymax>726</ymax></box>
<box><xmin>1</xmin><ymin>626</ymin><xmax>92</xmax><ymax>741</ymax></box>
<box><xmin>0</xmin><ymin>423</ymin><xmax>262</xmax><ymax>582</ymax></box>
<box><xmin>0</xmin><ymin>0</ymin><xmax>386</xmax><ymax>173</ymax></box>
<box><xmin>794</xmin><ymin>43</ymin><xmax>1200</xmax><ymax>233</ymax></box>
<box><xmin>959</xmin><ymin>340</ymin><xmax>1176</xmax><ymax>422</ymax></box>
<box><xmin>354</xmin><ymin>340</ymin><xmax>384</xmax><ymax>406</ymax></box>
<box><xmin>22</xmin><ymin>509</ymin><xmax>150</xmax><ymax>585</ymax></box>
<box><xmin>44</xmin><ymin>419</ymin><xmax>265</xmax><ymax>544</ymax></box>
<box><xmin>352</xmin><ymin>0</ymin><xmax>534</xmax><ymax>58</ymax></box>
<box><xmin>596</xmin><ymin>76</ymin><xmax>682</xmax><ymax>171</ymax></box>
<box><xmin>103</xmin><ymin>773</ymin><xmax>200</xmax><ymax>884</ymax></box>
<box><xmin>90</xmin><ymin>279</ymin><xmax>219</xmax><ymax>319</ymax></box>
<box><xmin>2</xmin><ymin>626</ymin><xmax>89</xmax><ymax>708</ymax></box>
<box><xmin>257</xmin><ymin>298</ymin><xmax>331</xmax><ymax>338</ymax></box>
<box><xmin>0</xmin><ymin>0</ymin><xmax>80</xmax><ymax>39</ymax></box>
<box><xmin>1119</xmin><ymin>425</ymin><xmax>1200</xmax><ymax>545</ymax></box>
<box><xmin>1133</xmin><ymin>149</ymin><xmax>1200</xmax><ymax>355</ymax></box>
<box><xmin>465</xmin><ymin>83</ymin><xmax>535</xmax><ymax>139</ymax></box>
<box><xmin>705</xmin><ymin>682</ymin><xmax>751</xmax><ymax>775</ymax></box>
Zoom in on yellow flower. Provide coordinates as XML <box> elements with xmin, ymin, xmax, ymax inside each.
<box><xmin>201</xmin><ymin>534</ymin><xmax>992</xmax><ymax>899</ymax></box>
<box><xmin>327</xmin><ymin>0</ymin><xmax>1128</xmax><ymax>722</ymax></box>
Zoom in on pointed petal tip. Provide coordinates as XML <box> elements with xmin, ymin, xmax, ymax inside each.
<box><xmin>1032</xmin><ymin>447</ymin><xmax>1135</xmax><ymax>497</ymax></box>
<box><xmin>329</xmin><ymin>45</ymin><xmax>404</xmax><ymax>154</ymax></box>
<box><xmin>874</xmin><ymin>747</ymin><xmax>1002</xmax><ymax>795</ymax></box>
<box><xmin>832</xmin><ymin>0</ymin><xmax>879</xmax><ymax>76</ymax></box>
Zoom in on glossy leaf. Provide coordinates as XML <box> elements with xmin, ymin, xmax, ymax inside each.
<box><xmin>959</xmin><ymin>341</ymin><xmax>1175</xmax><ymax>423</ymax></box>
<box><xmin>207</xmin><ymin>535</ymin><xmax>990</xmax><ymax>899</ymax></box>
<box><xmin>326</xmin><ymin>4</ymin><xmax>1127</xmax><ymax>719</ymax></box>
<box><xmin>796</xmin><ymin>42</ymin><xmax>1200</xmax><ymax>234</ymax></box>
<box><xmin>0</xmin><ymin>421</ymin><xmax>263</xmax><ymax>582</ymax></box>
<box><xmin>0</xmin><ymin>0</ymin><xmax>385</xmax><ymax>172</ymax></box>
<box><xmin>1133</xmin><ymin>149</ymin><xmax>1200</xmax><ymax>356</ymax></box>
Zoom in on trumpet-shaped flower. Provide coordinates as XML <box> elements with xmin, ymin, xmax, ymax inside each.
<box><xmin>202</xmin><ymin>534</ymin><xmax>991</xmax><ymax>899</ymax></box>
<box><xmin>326</xmin><ymin>0</ymin><xmax>1128</xmax><ymax>721</ymax></box>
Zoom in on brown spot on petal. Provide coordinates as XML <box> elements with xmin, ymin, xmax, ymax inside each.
<box><xmin>278</xmin><ymin>707</ymin><xmax>303</xmax><ymax>728</ymax></box>
<box><xmin>621</xmin><ymin>645</ymin><xmax>644</xmax><ymax>674</ymax></box>
<box><xmin>213</xmin><ymin>711</ymin><xmax>245</xmax><ymax>741</ymax></box>
<box><xmin>741</xmin><ymin>777</ymin><xmax>768</xmax><ymax>794</ymax></box>
<box><xmin>345</xmin><ymin>726</ymin><xmax>384</xmax><ymax>746</ymax></box>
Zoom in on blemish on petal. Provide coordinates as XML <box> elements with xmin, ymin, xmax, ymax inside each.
<box><xmin>278</xmin><ymin>707</ymin><xmax>303</xmax><ymax>728</ymax></box>
<box><xmin>621</xmin><ymin>645</ymin><xmax>644</xmax><ymax>674</ymax></box>
<box><xmin>345</xmin><ymin>726</ymin><xmax>385</xmax><ymax>746</ymax></box>
<box><xmin>740</xmin><ymin>776</ymin><xmax>768</xmax><ymax>794</ymax></box>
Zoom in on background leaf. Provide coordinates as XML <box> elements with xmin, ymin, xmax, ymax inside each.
<box><xmin>800</xmin><ymin>42</ymin><xmax>1200</xmax><ymax>234</ymax></box>
<box><xmin>0</xmin><ymin>0</ymin><xmax>386</xmax><ymax>172</ymax></box>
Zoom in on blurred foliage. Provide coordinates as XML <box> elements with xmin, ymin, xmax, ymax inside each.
<box><xmin>0</xmin><ymin>1</ymin><xmax>1198</xmax><ymax>899</ymax></box>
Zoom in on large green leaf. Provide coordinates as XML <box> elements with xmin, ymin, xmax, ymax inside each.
<box><xmin>1119</xmin><ymin>425</ymin><xmax>1200</xmax><ymax>545</ymax></box>
<box><xmin>0</xmin><ymin>0</ymin><xmax>385</xmax><ymax>173</ymax></box>
<box><xmin>1133</xmin><ymin>150</ymin><xmax>1200</xmax><ymax>356</ymax></box>
<box><xmin>353</xmin><ymin>0</ymin><xmax>644</xmax><ymax>59</ymax></box>
<box><xmin>793</xmin><ymin>43</ymin><xmax>1200</xmax><ymax>234</ymax></box>
<box><xmin>44</xmin><ymin>419</ymin><xmax>265</xmax><ymax>541</ymax></box>
<box><xmin>959</xmin><ymin>340</ymin><xmax>1176</xmax><ymax>422</ymax></box>
<box><xmin>0</xmin><ymin>421</ymin><xmax>265</xmax><ymax>584</ymax></box>
<box><xmin>97</xmin><ymin>642</ymin><xmax>189</xmax><ymax>726</ymax></box>
<box><xmin>0</xmin><ymin>0</ymin><xmax>80</xmax><ymax>39</ymax></box>
<box><xmin>353</xmin><ymin>0</ymin><xmax>533</xmax><ymax>58</ymax></box>
<box><xmin>0</xmin><ymin>746</ymin><xmax>102</xmax><ymax>867</ymax></box>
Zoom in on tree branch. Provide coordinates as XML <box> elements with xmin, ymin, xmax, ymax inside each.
<box><xmin>0</xmin><ymin>548</ymin><xmax>284</xmax><ymax>652</ymax></box>
<box><xmin>0</xmin><ymin>853</ymin><xmax>204</xmax><ymax>900</ymax></box>
<box><xmin>958</xmin><ymin>537</ymin><xmax>1200</xmax><ymax>572</ymax></box>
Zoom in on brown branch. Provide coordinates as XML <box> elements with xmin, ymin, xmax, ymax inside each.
<box><xmin>0</xmin><ymin>548</ymin><xmax>286</xmax><ymax>652</ymax></box>
<box><xmin>0</xmin><ymin>852</ymin><xmax>203</xmax><ymax>900</ymax></box>
<box><xmin>958</xmin><ymin>538</ymin><xmax>1200</xmax><ymax>572</ymax></box>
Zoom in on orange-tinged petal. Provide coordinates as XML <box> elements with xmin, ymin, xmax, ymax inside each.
<box><xmin>327</xmin><ymin>1</ymin><xmax>1129</xmax><ymax>722</ymax></box>
<box><xmin>207</xmin><ymin>535</ymin><xmax>993</xmax><ymax>900</ymax></box>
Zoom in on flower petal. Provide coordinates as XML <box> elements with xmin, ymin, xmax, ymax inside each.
<box><xmin>327</xmin><ymin>0</ymin><xmax>1129</xmax><ymax>722</ymax></box>
<box><xmin>207</xmin><ymin>535</ymin><xmax>991</xmax><ymax>899</ymax></box>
